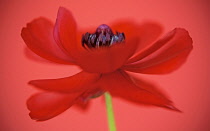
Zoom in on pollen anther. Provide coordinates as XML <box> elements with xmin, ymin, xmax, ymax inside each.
<box><xmin>82</xmin><ymin>24</ymin><xmax>125</xmax><ymax>48</ymax></box>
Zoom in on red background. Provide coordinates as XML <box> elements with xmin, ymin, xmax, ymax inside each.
<box><xmin>1</xmin><ymin>0</ymin><xmax>210</xmax><ymax>131</ymax></box>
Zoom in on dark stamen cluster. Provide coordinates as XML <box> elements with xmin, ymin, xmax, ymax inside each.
<box><xmin>82</xmin><ymin>24</ymin><xmax>125</xmax><ymax>48</ymax></box>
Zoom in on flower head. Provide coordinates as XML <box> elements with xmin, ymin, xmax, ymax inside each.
<box><xmin>21</xmin><ymin>7</ymin><xmax>193</xmax><ymax>121</ymax></box>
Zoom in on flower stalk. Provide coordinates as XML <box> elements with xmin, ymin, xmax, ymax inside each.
<box><xmin>105</xmin><ymin>92</ymin><xmax>116</xmax><ymax>131</ymax></box>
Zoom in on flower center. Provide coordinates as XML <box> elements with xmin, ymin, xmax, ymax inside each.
<box><xmin>82</xmin><ymin>24</ymin><xmax>125</xmax><ymax>48</ymax></box>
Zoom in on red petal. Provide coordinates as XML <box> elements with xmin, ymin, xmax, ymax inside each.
<box><xmin>124</xmin><ymin>28</ymin><xmax>193</xmax><ymax>74</ymax></box>
<box><xmin>73</xmin><ymin>38</ymin><xmax>139</xmax><ymax>73</ymax></box>
<box><xmin>21</xmin><ymin>17</ymin><xmax>74</xmax><ymax>64</ymax></box>
<box><xmin>27</xmin><ymin>92</ymin><xmax>80</xmax><ymax>121</ymax></box>
<box><xmin>29</xmin><ymin>71</ymin><xmax>100</xmax><ymax>93</ymax></box>
<box><xmin>53</xmin><ymin>7</ymin><xmax>78</xmax><ymax>57</ymax></box>
<box><xmin>111</xmin><ymin>20</ymin><xmax>163</xmax><ymax>54</ymax></box>
<box><xmin>100</xmin><ymin>71</ymin><xmax>180</xmax><ymax>111</ymax></box>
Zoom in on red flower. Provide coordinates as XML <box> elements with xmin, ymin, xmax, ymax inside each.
<box><xmin>21</xmin><ymin>7</ymin><xmax>193</xmax><ymax>121</ymax></box>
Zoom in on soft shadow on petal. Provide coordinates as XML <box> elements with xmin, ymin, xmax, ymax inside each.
<box><xmin>100</xmin><ymin>70</ymin><xmax>180</xmax><ymax>111</ymax></box>
<box><xmin>24</xmin><ymin>47</ymin><xmax>63</xmax><ymax>65</ymax></box>
<box><xmin>74</xmin><ymin>38</ymin><xmax>139</xmax><ymax>73</ymax></box>
<box><xmin>73</xmin><ymin>99</ymin><xmax>91</xmax><ymax>112</ymax></box>
<box><xmin>111</xmin><ymin>20</ymin><xmax>139</xmax><ymax>41</ymax></box>
<box><xmin>27</xmin><ymin>92</ymin><xmax>80</xmax><ymax>121</ymax></box>
<box><xmin>136</xmin><ymin>21</ymin><xmax>163</xmax><ymax>53</ymax></box>
<box><xmin>29</xmin><ymin>71</ymin><xmax>101</xmax><ymax>93</ymax></box>
<box><xmin>111</xmin><ymin>20</ymin><xmax>163</xmax><ymax>54</ymax></box>
<box><xmin>124</xmin><ymin>28</ymin><xmax>193</xmax><ymax>74</ymax></box>
<box><xmin>21</xmin><ymin>17</ymin><xmax>74</xmax><ymax>64</ymax></box>
<box><xmin>54</xmin><ymin>7</ymin><xmax>78</xmax><ymax>57</ymax></box>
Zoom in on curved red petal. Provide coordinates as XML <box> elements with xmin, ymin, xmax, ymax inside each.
<box><xmin>27</xmin><ymin>92</ymin><xmax>81</xmax><ymax>121</ymax></box>
<box><xmin>100</xmin><ymin>70</ymin><xmax>180</xmax><ymax>111</ymax></box>
<box><xmin>73</xmin><ymin>38</ymin><xmax>139</xmax><ymax>73</ymax></box>
<box><xmin>53</xmin><ymin>7</ymin><xmax>78</xmax><ymax>57</ymax></box>
<box><xmin>111</xmin><ymin>20</ymin><xmax>163</xmax><ymax>54</ymax></box>
<box><xmin>21</xmin><ymin>17</ymin><xmax>75</xmax><ymax>64</ymax></box>
<box><xmin>126</xmin><ymin>28</ymin><xmax>176</xmax><ymax>64</ymax></box>
<box><xmin>124</xmin><ymin>28</ymin><xmax>193</xmax><ymax>74</ymax></box>
<box><xmin>29</xmin><ymin>71</ymin><xmax>101</xmax><ymax>93</ymax></box>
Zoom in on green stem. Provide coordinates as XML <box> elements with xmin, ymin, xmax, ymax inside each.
<box><xmin>105</xmin><ymin>92</ymin><xmax>116</xmax><ymax>131</ymax></box>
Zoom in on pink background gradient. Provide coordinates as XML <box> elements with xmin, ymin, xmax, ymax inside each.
<box><xmin>1</xmin><ymin>0</ymin><xmax>210</xmax><ymax>131</ymax></box>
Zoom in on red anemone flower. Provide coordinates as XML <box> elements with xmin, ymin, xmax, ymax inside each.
<box><xmin>21</xmin><ymin>7</ymin><xmax>193</xmax><ymax>121</ymax></box>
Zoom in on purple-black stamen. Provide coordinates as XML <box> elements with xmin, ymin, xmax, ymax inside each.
<box><xmin>82</xmin><ymin>24</ymin><xmax>125</xmax><ymax>48</ymax></box>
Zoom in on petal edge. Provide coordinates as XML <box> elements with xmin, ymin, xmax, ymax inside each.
<box><xmin>124</xmin><ymin>28</ymin><xmax>193</xmax><ymax>74</ymax></box>
<box><xmin>21</xmin><ymin>17</ymin><xmax>75</xmax><ymax>64</ymax></box>
<box><xmin>29</xmin><ymin>71</ymin><xmax>101</xmax><ymax>93</ymax></box>
<box><xmin>27</xmin><ymin>92</ymin><xmax>80</xmax><ymax>121</ymax></box>
<box><xmin>100</xmin><ymin>71</ymin><xmax>180</xmax><ymax>111</ymax></box>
